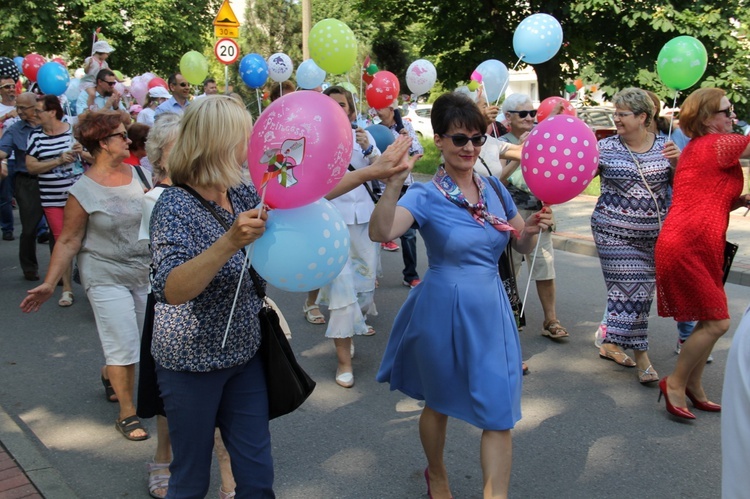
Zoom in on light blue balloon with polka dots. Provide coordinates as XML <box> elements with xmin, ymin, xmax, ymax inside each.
<box><xmin>253</xmin><ymin>199</ymin><xmax>350</xmax><ymax>292</ymax></box>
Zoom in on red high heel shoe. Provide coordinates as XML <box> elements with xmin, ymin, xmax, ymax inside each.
<box><xmin>424</xmin><ymin>468</ymin><xmax>453</xmax><ymax>499</ymax></box>
<box><xmin>658</xmin><ymin>377</ymin><xmax>696</xmax><ymax>420</ymax></box>
<box><xmin>685</xmin><ymin>388</ymin><xmax>722</xmax><ymax>412</ymax></box>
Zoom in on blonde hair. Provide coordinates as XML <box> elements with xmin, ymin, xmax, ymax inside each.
<box><xmin>168</xmin><ymin>95</ymin><xmax>253</xmax><ymax>189</ymax></box>
<box><xmin>612</xmin><ymin>88</ymin><xmax>654</xmax><ymax>127</ymax></box>
<box><xmin>678</xmin><ymin>88</ymin><xmax>726</xmax><ymax>139</ymax></box>
<box><xmin>146</xmin><ymin>113</ymin><xmax>181</xmax><ymax>182</ymax></box>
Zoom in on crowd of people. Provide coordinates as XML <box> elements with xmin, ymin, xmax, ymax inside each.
<box><xmin>2</xmin><ymin>55</ymin><xmax>749</xmax><ymax>498</ymax></box>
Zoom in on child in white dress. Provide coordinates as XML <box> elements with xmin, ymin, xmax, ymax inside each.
<box><xmin>80</xmin><ymin>40</ymin><xmax>114</xmax><ymax>111</ymax></box>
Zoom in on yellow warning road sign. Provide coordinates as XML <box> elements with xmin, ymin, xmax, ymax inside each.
<box><xmin>213</xmin><ymin>0</ymin><xmax>240</xmax><ymax>28</ymax></box>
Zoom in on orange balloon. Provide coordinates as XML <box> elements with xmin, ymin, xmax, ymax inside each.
<box><xmin>590</xmin><ymin>85</ymin><xmax>598</xmax><ymax>92</ymax></box>
<box><xmin>574</xmin><ymin>79</ymin><xmax>583</xmax><ymax>90</ymax></box>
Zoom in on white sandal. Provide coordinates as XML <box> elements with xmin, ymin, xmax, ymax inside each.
<box><xmin>303</xmin><ymin>301</ymin><xmax>325</xmax><ymax>324</ymax></box>
<box><xmin>58</xmin><ymin>291</ymin><xmax>74</xmax><ymax>307</ymax></box>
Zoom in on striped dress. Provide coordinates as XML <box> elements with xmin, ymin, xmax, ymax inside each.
<box><xmin>26</xmin><ymin>124</ymin><xmax>83</xmax><ymax>207</ymax></box>
<box><xmin>590</xmin><ymin>134</ymin><xmax>671</xmax><ymax>350</ymax></box>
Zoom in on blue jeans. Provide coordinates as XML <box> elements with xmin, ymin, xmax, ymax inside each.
<box><xmin>677</xmin><ymin>321</ymin><xmax>697</xmax><ymax>342</ymax></box>
<box><xmin>400</xmin><ymin>226</ymin><xmax>418</xmax><ymax>281</ymax></box>
<box><xmin>0</xmin><ymin>172</ymin><xmax>13</xmax><ymax>234</ymax></box>
<box><xmin>156</xmin><ymin>354</ymin><xmax>274</xmax><ymax>499</ymax></box>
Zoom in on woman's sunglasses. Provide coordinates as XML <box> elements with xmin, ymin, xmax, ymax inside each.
<box><xmin>715</xmin><ymin>106</ymin><xmax>734</xmax><ymax>118</ymax></box>
<box><xmin>441</xmin><ymin>134</ymin><xmax>488</xmax><ymax>147</ymax></box>
<box><xmin>506</xmin><ymin>110</ymin><xmax>537</xmax><ymax>119</ymax></box>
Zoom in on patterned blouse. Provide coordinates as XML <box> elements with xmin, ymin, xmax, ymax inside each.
<box><xmin>149</xmin><ymin>183</ymin><xmax>265</xmax><ymax>372</ymax></box>
<box><xmin>591</xmin><ymin>134</ymin><xmax>671</xmax><ymax>240</ymax></box>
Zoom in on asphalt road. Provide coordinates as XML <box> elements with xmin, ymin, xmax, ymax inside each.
<box><xmin>1</xmin><ymin>225</ymin><xmax>747</xmax><ymax>498</ymax></box>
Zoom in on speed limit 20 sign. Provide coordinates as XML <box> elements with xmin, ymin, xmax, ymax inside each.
<box><xmin>214</xmin><ymin>38</ymin><xmax>240</xmax><ymax>65</ymax></box>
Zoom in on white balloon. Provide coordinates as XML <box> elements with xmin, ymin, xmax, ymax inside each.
<box><xmin>406</xmin><ymin>59</ymin><xmax>437</xmax><ymax>96</ymax></box>
<box><xmin>267</xmin><ymin>53</ymin><xmax>294</xmax><ymax>83</ymax></box>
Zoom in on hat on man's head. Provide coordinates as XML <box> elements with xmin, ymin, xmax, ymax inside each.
<box><xmin>92</xmin><ymin>41</ymin><xmax>114</xmax><ymax>54</ymax></box>
<box><xmin>148</xmin><ymin>87</ymin><xmax>171</xmax><ymax>99</ymax></box>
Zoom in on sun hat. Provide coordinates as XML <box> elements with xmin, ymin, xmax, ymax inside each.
<box><xmin>92</xmin><ymin>41</ymin><xmax>115</xmax><ymax>54</ymax></box>
<box><xmin>148</xmin><ymin>87</ymin><xmax>171</xmax><ymax>99</ymax></box>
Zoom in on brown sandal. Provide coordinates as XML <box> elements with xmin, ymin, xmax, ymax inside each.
<box><xmin>599</xmin><ymin>346</ymin><xmax>636</xmax><ymax>367</ymax></box>
<box><xmin>542</xmin><ymin>320</ymin><xmax>569</xmax><ymax>339</ymax></box>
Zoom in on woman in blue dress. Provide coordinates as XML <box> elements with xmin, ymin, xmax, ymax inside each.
<box><xmin>370</xmin><ymin>92</ymin><xmax>552</xmax><ymax>499</ymax></box>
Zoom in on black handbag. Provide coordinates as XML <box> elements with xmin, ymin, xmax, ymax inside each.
<box><xmin>486</xmin><ymin>178</ymin><xmax>526</xmax><ymax>329</ymax></box>
<box><xmin>176</xmin><ymin>184</ymin><xmax>316</xmax><ymax>419</ymax></box>
<box><xmin>723</xmin><ymin>241</ymin><xmax>739</xmax><ymax>284</ymax></box>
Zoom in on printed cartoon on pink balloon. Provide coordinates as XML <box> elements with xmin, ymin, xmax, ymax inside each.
<box><xmin>247</xmin><ymin>91</ymin><xmax>353</xmax><ymax>209</ymax></box>
<box><xmin>521</xmin><ymin>115</ymin><xmax>599</xmax><ymax>205</ymax></box>
<box><xmin>536</xmin><ymin>96</ymin><xmax>576</xmax><ymax>123</ymax></box>
<box><xmin>22</xmin><ymin>54</ymin><xmax>46</xmax><ymax>82</ymax></box>
<box><xmin>365</xmin><ymin>71</ymin><xmax>400</xmax><ymax>109</ymax></box>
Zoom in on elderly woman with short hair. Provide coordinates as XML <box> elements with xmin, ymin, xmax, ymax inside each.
<box><xmin>592</xmin><ymin>88</ymin><xmax>679</xmax><ymax>383</ymax></box>
<box><xmin>656</xmin><ymin>87</ymin><xmax>750</xmax><ymax>419</ymax></box>
<box><xmin>21</xmin><ymin>110</ymin><xmax>151</xmax><ymax>440</ymax></box>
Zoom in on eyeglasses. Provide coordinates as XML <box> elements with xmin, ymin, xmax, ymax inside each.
<box><xmin>15</xmin><ymin>105</ymin><xmax>34</xmax><ymax>112</ymax></box>
<box><xmin>506</xmin><ymin>110</ymin><xmax>537</xmax><ymax>119</ymax></box>
<box><xmin>99</xmin><ymin>80</ymin><xmax>117</xmax><ymax>86</ymax></box>
<box><xmin>441</xmin><ymin>133</ymin><xmax>488</xmax><ymax>147</ymax></box>
<box><xmin>177</xmin><ymin>82</ymin><xmax>190</xmax><ymax>87</ymax></box>
<box><xmin>613</xmin><ymin>111</ymin><xmax>635</xmax><ymax>119</ymax></box>
<box><xmin>104</xmin><ymin>131</ymin><xmax>128</xmax><ymax>141</ymax></box>
<box><xmin>715</xmin><ymin>106</ymin><xmax>734</xmax><ymax>118</ymax></box>
<box><xmin>0</xmin><ymin>84</ymin><xmax>14</xmax><ymax>90</ymax></box>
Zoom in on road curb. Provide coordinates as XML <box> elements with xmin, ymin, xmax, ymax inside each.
<box><xmin>0</xmin><ymin>405</ymin><xmax>78</xmax><ymax>498</ymax></box>
<box><xmin>552</xmin><ymin>233</ymin><xmax>750</xmax><ymax>287</ymax></box>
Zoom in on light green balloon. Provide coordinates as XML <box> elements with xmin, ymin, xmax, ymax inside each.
<box><xmin>180</xmin><ymin>50</ymin><xmax>209</xmax><ymax>85</ymax></box>
<box><xmin>338</xmin><ymin>81</ymin><xmax>358</xmax><ymax>95</ymax></box>
<box><xmin>656</xmin><ymin>36</ymin><xmax>707</xmax><ymax>91</ymax></box>
<box><xmin>309</xmin><ymin>19</ymin><xmax>357</xmax><ymax>75</ymax></box>
<box><xmin>112</xmin><ymin>70</ymin><xmax>124</xmax><ymax>81</ymax></box>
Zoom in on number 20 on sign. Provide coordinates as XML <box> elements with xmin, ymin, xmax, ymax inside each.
<box><xmin>214</xmin><ymin>38</ymin><xmax>240</xmax><ymax>65</ymax></box>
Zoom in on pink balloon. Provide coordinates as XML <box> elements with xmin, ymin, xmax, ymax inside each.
<box><xmin>521</xmin><ymin>115</ymin><xmax>599</xmax><ymax>205</ymax></box>
<box><xmin>130</xmin><ymin>76</ymin><xmax>148</xmax><ymax>106</ymax></box>
<box><xmin>147</xmin><ymin>77</ymin><xmax>168</xmax><ymax>90</ymax></box>
<box><xmin>22</xmin><ymin>54</ymin><xmax>46</xmax><ymax>82</ymax></box>
<box><xmin>248</xmin><ymin>92</ymin><xmax>353</xmax><ymax>209</ymax></box>
<box><xmin>537</xmin><ymin>96</ymin><xmax>576</xmax><ymax>122</ymax></box>
<box><xmin>114</xmin><ymin>82</ymin><xmax>126</xmax><ymax>95</ymax></box>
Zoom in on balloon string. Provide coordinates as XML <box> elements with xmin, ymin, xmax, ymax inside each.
<box><xmin>279</xmin><ymin>82</ymin><xmax>283</xmax><ymax>98</ymax></box>
<box><xmin>255</xmin><ymin>88</ymin><xmax>262</xmax><ymax>115</ymax></box>
<box><xmin>667</xmin><ymin>91</ymin><xmax>678</xmax><ymax>142</ymax></box>
<box><xmin>519</xmin><ymin>233</ymin><xmax>542</xmax><ymax>318</ymax></box>
<box><xmin>493</xmin><ymin>55</ymin><xmax>521</xmax><ymax>107</ymax></box>
<box><xmin>221</xmin><ymin>185</ymin><xmax>268</xmax><ymax>349</ymax></box>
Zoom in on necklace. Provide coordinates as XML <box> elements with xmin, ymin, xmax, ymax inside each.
<box><xmin>621</xmin><ymin>131</ymin><xmax>651</xmax><ymax>154</ymax></box>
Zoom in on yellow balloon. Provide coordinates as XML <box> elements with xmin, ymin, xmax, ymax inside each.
<box><xmin>309</xmin><ymin>19</ymin><xmax>357</xmax><ymax>75</ymax></box>
<box><xmin>180</xmin><ymin>51</ymin><xmax>209</xmax><ymax>85</ymax></box>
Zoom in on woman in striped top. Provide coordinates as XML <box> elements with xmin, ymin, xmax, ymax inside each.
<box><xmin>26</xmin><ymin>94</ymin><xmax>84</xmax><ymax>306</ymax></box>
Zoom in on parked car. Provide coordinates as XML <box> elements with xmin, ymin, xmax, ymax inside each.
<box><xmin>402</xmin><ymin>104</ymin><xmax>433</xmax><ymax>138</ymax></box>
<box><xmin>576</xmin><ymin>106</ymin><xmax>617</xmax><ymax>140</ymax></box>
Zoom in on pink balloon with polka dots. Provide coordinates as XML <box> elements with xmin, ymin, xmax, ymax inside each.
<box><xmin>521</xmin><ymin>115</ymin><xmax>599</xmax><ymax>205</ymax></box>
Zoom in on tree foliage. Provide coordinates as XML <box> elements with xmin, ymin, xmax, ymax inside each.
<box><xmin>0</xmin><ymin>0</ymin><xmax>220</xmax><ymax>77</ymax></box>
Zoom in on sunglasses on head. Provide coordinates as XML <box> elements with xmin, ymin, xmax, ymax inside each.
<box><xmin>441</xmin><ymin>133</ymin><xmax>488</xmax><ymax>147</ymax></box>
<box><xmin>715</xmin><ymin>106</ymin><xmax>734</xmax><ymax>118</ymax></box>
<box><xmin>0</xmin><ymin>84</ymin><xmax>14</xmax><ymax>90</ymax></box>
<box><xmin>506</xmin><ymin>109</ymin><xmax>537</xmax><ymax>119</ymax></box>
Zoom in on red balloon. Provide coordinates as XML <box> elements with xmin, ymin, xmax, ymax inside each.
<box><xmin>22</xmin><ymin>54</ymin><xmax>46</xmax><ymax>82</ymax></box>
<box><xmin>15</xmin><ymin>80</ymin><xmax>23</xmax><ymax>94</ymax></box>
<box><xmin>365</xmin><ymin>71</ymin><xmax>400</xmax><ymax>109</ymax></box>
<box><xmin>537</xmin><ymin>96</ymin><xmax>577</xmax><ymax>123</ymax></box>
<box><xmin>147</xmin><ymin>77</ymin><xmax>168</xmax><ymax>90</ymax></box>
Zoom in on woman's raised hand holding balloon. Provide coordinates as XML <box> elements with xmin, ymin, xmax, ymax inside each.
<box><xmin>224</xmin><ymin>209</ymin><xmax>267</xmax><ymax>251</ymax></box>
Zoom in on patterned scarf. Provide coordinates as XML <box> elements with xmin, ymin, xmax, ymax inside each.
<box><xmin>432</xmin><ymin>165</ymin><xmax>518</xmax><ymax>237</ymax></box>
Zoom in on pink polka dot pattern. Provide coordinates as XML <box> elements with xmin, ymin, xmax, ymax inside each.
<box><xmin>521</xmin><ymin>115</ymin><xmax>599</xmax><ymax>204</ymax></box>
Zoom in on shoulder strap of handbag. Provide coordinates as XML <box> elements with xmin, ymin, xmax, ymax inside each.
<box><xmin>174</xmin><ymin>183</ymin><xmax>267</xmax><ymax>299</ymax></box>
<box><xmin>133</xmin><ymin>165</ymin><xmax>151</xmax><ymax>190</ymax></box>
<box><xmin>477</xmin><ymin>155</ymin><xmax>494</xmax><ymax>177</ymax></box>
<box><xmin>621</xmin><ymin>138</ymin><xmax>662</xmax><ymax>228</ymax></box>
<box><xmin>486</xmin><ymin>175</ymin><xmax>509</xmax><ymax>214</ymax></box>
<box><xmin>347</xmin><ymin>164</ymin><xmax>379</xmax><ymax>204</ymax></box>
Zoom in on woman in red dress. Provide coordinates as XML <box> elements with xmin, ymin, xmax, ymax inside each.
<box><xmin>655</xmin><ymin>88</ymin><xmax>750</xmax><ymax>420</ymax></box>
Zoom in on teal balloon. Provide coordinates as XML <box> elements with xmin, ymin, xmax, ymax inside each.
<box><xmin>513</xmin><ymin>13</ymin><xmax>563</xmax><ymax>65</ymax></box>
<box><xmin>657</xmin><ymin>36</ymin><xmax>708</xmax><ymax>91</ymax></box>
<box><xmin>253</xmin><ymin>199</ymin><xmax>350</xmax><ymax>292</ymax></box>
<box><xmin>365</xmin><ymin>124</ymin><xmax>395</xmax><ymax>152</ymax></box>
<box><xmin>296</xmin><ymin>59</ymin><xmax>326</xmax><ymax>89</ymax></box>
<box><xmin>37</xmin><ymin>62</ymin><xmax>70</xmax><ymax>96</ymax></box>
